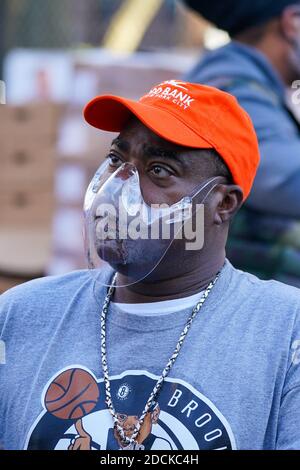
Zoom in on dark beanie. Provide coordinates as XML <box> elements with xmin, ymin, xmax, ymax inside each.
<box><xmin>183</xmin><ymin>0</ymin><xmax>299</xmax><ymax>36</ymax></box>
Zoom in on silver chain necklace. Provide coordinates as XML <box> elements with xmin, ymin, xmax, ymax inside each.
<box><xmin>100</xmin><ymin>271</ymin><xmax>220</xmax><ymax>450</ymax></box>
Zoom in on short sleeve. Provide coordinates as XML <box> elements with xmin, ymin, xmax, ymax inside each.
<box><xmin>276</xmin><ymin>310</ymin><xmax>300</xmax><ymax>449</ymax></box>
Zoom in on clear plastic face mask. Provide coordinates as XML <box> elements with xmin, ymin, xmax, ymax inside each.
<box><xmin>83</xmin><ymin>159</ymin><xmax>224</xmax><ymax>288</ymax></box>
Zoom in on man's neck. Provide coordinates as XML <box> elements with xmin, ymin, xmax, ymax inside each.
<box><xmin>112</xmin><ymin>255</ymin><xmax>225</xmax><ymax>304</ymax></box>
<box><xmin>256</xmin><ymin>44</ymin><xmax>293</xmax><ymax>86</ymax></box>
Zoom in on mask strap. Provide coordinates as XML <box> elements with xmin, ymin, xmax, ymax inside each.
<box><xmin>190</xmin><ymin>176</ymin><xmax>226</xmax><ymax>202</ymax></box>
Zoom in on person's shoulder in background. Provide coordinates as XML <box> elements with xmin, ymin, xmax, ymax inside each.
<box><xmin>185</xmin><ymin>41</ymin><xmax>281</xmax><ymax>92</ymax></box>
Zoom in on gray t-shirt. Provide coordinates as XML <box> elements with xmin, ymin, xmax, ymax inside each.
<box><xmin>1</xmin><ymin>260</ymin><xmax>300</xmax><ymax>450</ymax></box>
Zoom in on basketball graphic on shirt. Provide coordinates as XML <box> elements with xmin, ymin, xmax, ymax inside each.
<box><xmin>44</xmin><ymin>368</ymin><xmax>99</xmax><ymax>420</ymax></box>
<box><xmin>27</xmin><ymin>368</ymin><xmax>237</xmax><ymax>450</ymax></box>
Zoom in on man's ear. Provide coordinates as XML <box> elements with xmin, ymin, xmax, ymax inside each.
<box><xmin>213</xmin><ymin>184</ymin><xmax>244</xmax><ymax>225</ymax></box>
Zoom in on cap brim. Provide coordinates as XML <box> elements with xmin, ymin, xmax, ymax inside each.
<box><xmin>84</xmin><ymin>95</ymin><xmax>213</xmax><ymax>149</ymax></box>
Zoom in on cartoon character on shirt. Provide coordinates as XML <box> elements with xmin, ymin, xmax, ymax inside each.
<box><xmin>106</xmin><ymin>404</ymin><xmax>172</xmax><ymax>450</ymax></box>
<box><xmin>66</xmin><ymin>404</ymin><xmax>171</xmax><ymax>451</ymax></box>
<box><xmin>42</xmin><ymin>367</ymin><xmax>172</xmax><ymax>450</ymax></box>
<box><xmin>26</xmin><ymin>367</ymin><xmax>236</xmax><ymax>450</ymax></box>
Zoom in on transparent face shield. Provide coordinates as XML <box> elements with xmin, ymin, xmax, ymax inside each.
<box><xmin>83</xmin><ymin>160</ymin><xmax>224</xmax><ymax>288</ymax></box>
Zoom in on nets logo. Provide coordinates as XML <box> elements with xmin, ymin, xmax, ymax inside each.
<box><xmin>117</xmin><ymin>383</ymin><xmax>132</xmax><ymax>400</ymax></box>
<box><xmin>25</xmin><ymin>367</ymin><xmax>236</xmax><ymax>450</ymax></box>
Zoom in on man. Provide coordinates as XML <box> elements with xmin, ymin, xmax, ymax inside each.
<box><xmin>108</xmin><ymin>405</ymin><xmax>169</xmax><ymax>451</ymax></box>
<box><xmin>104</xmin><ymin>376</ymin><xmax>171</xmax><ymax>450</ymax></box>
<box><xmin>67</xmin><ymin>377</ymin><xmax>168</xmax><ymax>450</ymax></box>
<box><xmin>184</xmin><ymin>0</ymin><xmax>300</xmax><ymax>287</ymax></box>
<box><xmin>1</xmin><ymin>80</ymin><xmax>300</xmax><ymax>450</ymax></box>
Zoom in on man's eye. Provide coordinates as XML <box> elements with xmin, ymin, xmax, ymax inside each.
<box><xmin>118</xmin><ymin>414</ymin><xmax>127</xmax><ymax>422</ymax></box>
<box><xmin>150</xmin><ymin>165</ymin><xmax>172</xmax><ymax>178</ymax></box>
<box><xmin>107</xmin><ymin>153</ymin><xmax>122</xmax><ymax>167</ymax></box>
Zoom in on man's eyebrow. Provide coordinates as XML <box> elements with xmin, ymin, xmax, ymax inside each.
<box><xmin>143</xmin><ymin>144</ymin><xmax>181</xmax><ymax>162</ymax></box>
<box><xmin>111</xmin><ymin>137</ymin><xmax>130</xmax><ymax>152</ymax></box>
<box><xmin>110</xmin><ymin>139</ymin><xmax>187</xmax><ymax>166</ymax></box>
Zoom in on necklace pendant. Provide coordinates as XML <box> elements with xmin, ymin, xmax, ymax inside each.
<box><xmin>122</xmin><ymin>442</ymin><xmax>145</xmax><ymax>451</ymax></box>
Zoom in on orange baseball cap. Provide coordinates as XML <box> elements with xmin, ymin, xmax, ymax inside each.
<box><xmin>84</xmin><ymin>80</ymin><xmax>260</xmax><ymax>200</ymax></box>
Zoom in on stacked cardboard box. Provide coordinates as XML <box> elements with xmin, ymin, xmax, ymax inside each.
<box><xmin>0</xmin><ymin>103</ymin><xmax>61</xmax><ymax>292</ymax></box>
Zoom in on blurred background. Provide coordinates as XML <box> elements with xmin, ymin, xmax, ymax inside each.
<box><xmin>0</xmin><ymin>0</ymin><xmax>228</xmax><ymax>293</ymax></box>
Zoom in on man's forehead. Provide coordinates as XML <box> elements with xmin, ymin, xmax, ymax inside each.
<box><xmin>113</xmin><ymin>136</ymin><xmax>180</xmax><ymax>153</ymax></box>
<box><xmin>115</xmin><ymin>117</ymin><xmax>186</xmax><ymax>152</ymax></box>
<box><xmin>111</xmin><ymin>136</ymin><xmax>179</xmax><ymax>159</ymax></box>
<box><xmin>110</xmin><ymin>118</ymin><xmax>216</xmax><ymax>174</ymax></box>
